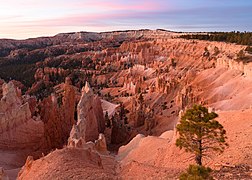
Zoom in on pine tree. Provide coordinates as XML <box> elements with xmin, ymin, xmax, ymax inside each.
<box><xmin>171</xmin><ymin>58</ymin><xmax>177</xmax><ymax>68</ymax></box>
<box><xmin>105</xmin><ymin>111</ymin><xmax>111</xmax><ymax>128</ymax></box>
<box><xmin>176</xmin><ymin>105</ymin><xmax>228</xmax><ymax>166</ymax></box>
<box><xmin>237</xmin><ymin>50</ymin><xmax>246</xmax><ymax>60</ymax></box>
<box><xmin>119</xmin><ymin>103</ymin><xmax>125</xmax><ymax>121</ymax></box>
<box><xmin>138</xmin><ymin>93</ymin><xmax>144</xmax><ymax>105</ymax></box>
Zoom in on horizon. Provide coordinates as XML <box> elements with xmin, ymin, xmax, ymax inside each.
<box><xmin>1</xmin><ymin>0</ymin><xmax>252</xmax><ymax>39</ymax></box>
<box><xmin>1</xmin><ymin>29</ymin><xmax>252</xmax><ymax>41</ymax></box>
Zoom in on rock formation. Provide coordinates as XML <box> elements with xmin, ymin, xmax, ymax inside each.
<box><xmin>17</xmin><ymin>147</ymin><xmax>116</xmax><ymax>180</ymax></box>
<box><xmin>94</xmin><ymin>133</ymin><xmax>108</xmax><ymax>155</ymax></box>
<box><xmin>0</xmin><ymin>82</ymin><xmax>44</xmax><ymax>150</ymax></box>
<box><xmin>68</xmin><ymin>118</ymin><xmax>86</xmax><ymax>148</ymax></box>
<box><xmin>68</xmin><ymin>81</ymin><xmax>106</xmax><ymax>149</ymax></box>
<box><xmin>77</xmin><ymin>82</ymin><xmax>105</xmax><ymax>142</ymax></box>
<box><xmin>0</xmin><ymin>167</ymin><xmax>9</xmax><ymax>180</ymax></box>
<box><xmin>39</xmin><ymin>78</ymin><xmax>76</xmax><ymax>150</ymax></box>
<box><xmin>68</xmin><ymin>121</ymin><xmax>108</xmax><ymax>154</ymax></box>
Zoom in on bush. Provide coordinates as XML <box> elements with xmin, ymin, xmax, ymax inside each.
<box><xmin>171</xmin><ymin>58</ymin><xmax>177</xmax><ymax>68</ymax></box>
<box><xmin>180</xmin><ymin>165</ymin><xmax>213</xmax><ymax>180</ymax></box>
<box><xmin>214</xmin><ymin>46</ymin><xmax>220</xmax><ymax>55</ymax></box>
<box><xmin>245</xmin><ymin>46</ymin><xmax>252</xmax><ymax>54</ymax></box>
<box><xmin>237</xmin><ymin>50</ymin><xmax>246</xmax><ymax>60</ymax></box>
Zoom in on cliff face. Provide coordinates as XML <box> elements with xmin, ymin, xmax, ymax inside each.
<box><xmin>0</xmin><ymin>82</ymin><xmax>44</xmax><ymax>150</ymax></box>
<box><xmin>39</xmin><ymin>80</ymin><xmax>76</xmax><ymax>150</ymax></box>
<box><xmin>217</xmin><ymin>56</ymin><xmax>252</xmax><ymax>78</ymax></box>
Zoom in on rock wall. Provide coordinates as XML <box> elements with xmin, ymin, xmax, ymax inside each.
<box><xmin>217</xmin><ymin>56</ymin><xmax>252</xmax><ymax>78</ymax></box>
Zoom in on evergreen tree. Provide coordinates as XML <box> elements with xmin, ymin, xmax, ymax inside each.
<box><xmin>176</xmin><ymin>105</ymin><xmax>228</xmax><ymax>166</ymax></box>
<box><xmin>138</xmin><ymin>93</ymin><xmax>144</xmax><ymax>105</ymax></box>
<box><xmin>179</xmin><ymin>165</ymin><xmax>213</xmax><ymax>180</ymax></box>
<box><xmin>171</xmin><ymin>58</ymin><xmax>177</xmax><ymax>68</ymax></box>
<box><xmin>237</xmin><ymin>50</ymin><xmax>246</xmax><ymax>60</ymax></box>
<box><xmin>245</xmin><ymin>46</ymin><xmax>252</xmax><ymax>54</ymax></box>
<box><xmin>105</xmin><ymin>111</ymin><xmax>111</xmax><ymax>128</ymax></box>
<box><xmin>119</xmin><ymin>103</ymin><xmax>127</xmax><ymax>122</ymax></box>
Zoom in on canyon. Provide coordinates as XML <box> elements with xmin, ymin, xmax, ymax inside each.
<box><xmin>0</xmin><ymin>29</ymin><xmax>251</xmax><ymax>179</ymax></box>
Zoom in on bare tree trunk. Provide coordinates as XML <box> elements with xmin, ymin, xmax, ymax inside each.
<box><xmin>195</xmin><ymin>154</ymin><xmax>202</xmax><ymax>166</ymax></box>
<box><xmin>196</xmin><ymin>139</ymin><xmax>203</xmax><ymax>166</ymax></box>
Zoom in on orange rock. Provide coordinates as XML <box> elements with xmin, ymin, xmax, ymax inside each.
<box><xmin>39</xmin><ymin>79</ymin><xmax>76</xmax><ymax>150</ymax></box>
<box><xmin>0</xmin><ymin>82</ymin><xmax>44</xmax><ymax>150</ymax></box>
<box><xmin>77</xmin><ymin>82</ymin><xmax>105</xmax><ymax>142</ymax></box>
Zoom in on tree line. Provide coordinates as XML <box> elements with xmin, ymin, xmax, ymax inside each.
<box><xmin>180</xmin><ymin>31</ymin><xmax>252</xmax><ymax>46</ymax></box>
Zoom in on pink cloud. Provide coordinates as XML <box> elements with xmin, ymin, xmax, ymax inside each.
<box><xmin>79</xmin><ymin>0</ymin><xmax>164</xmax><ymax>11</ymax></box>
<box><xmin>2</xmin><ymin>0</ymin><xmax>167</xmax><ymax>11</ymax></box>
<box><xmin>11</xmin><ymin>11</ymin><xmax>150</xmax><ymax>28</ymax></box>
<box><xmin>0</xmin><ymin>0</ymin><xmax>173</xmax><ymax>39</ymax></box>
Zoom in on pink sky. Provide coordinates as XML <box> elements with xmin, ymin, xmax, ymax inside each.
<box><xmin>0</xmin><ymin>0</ymin><xmax>167</xmax><ymax>39</ymax></box>
<box><xmin>0</xmin><ymin>0</ymin><xmax>251</xmax><ymax>39</ymax></box>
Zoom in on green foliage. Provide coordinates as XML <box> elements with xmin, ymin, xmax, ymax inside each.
<box><xmin>124</xmin><ymin>116</ymin><xmax>128</xmax><ymax>125</ymax></box>
<box><xmin>119</xmin><ymin>103</ymin><xmax>128</xmax><ymax>121</ymax></box>
<box><xmin>138</xmin><ymin>93</ymin><xmax>144</xmax><ymax>104</ymax></box>
<box><xmin>105</xmin><ymin>92</ymin><xmax>112</xmax><ymax>100</ymax></box>
<box><xmin>237</xmin><ymin>50</ymin><xmax>246</xmax><ymax>60</ymax></box>
<box><xmin>180</xmin><ymin>165</ymin><xmax>213</xmax><ymax>180</ymax></box>
<box><xmin>180</xmin><ymin>31</ymin><xmax>252</xmax><ymax>46</ymax></box>
<box><xmin>213</xmin><ymin>46</ymin><xmax>220</xmax><ymax>56</ymax></box>
<box><xmin>203</xmin><ymin>47</ymin><xmax>210</xmax><ymax>57</ymax></box>
<box><xmin>171</xmin><ymin>58</ymin><xmax>177</xmax><ymax>68</ymax></box>
<box><xmin>0</xmin><ymin>60</ymin><xmax>36</xmax><ymax>88</ymax></box>
<box><xmin>245</xmin><ymin>46</ymin><xmax>252</xmax><ymax>54</ymax></box>
<box><xmin>138</xmin><ymin>87</ymin><xmax>141</xmax><ymax>94</ymax></box>
<box><xmin>176</xmin><ymin>105</ymin><xmax>227</xmax><ymax>166</ymax></box>
<box><xmin>105</xmin><ymin>111</ymin><xmax>111</xmax><ymax>128</ymax></box>
<box><xmin>162</xmin><ymin>103</ymin><xmax>167</xmax><ymax>110</ymax></box>
<box><xmin>29</xmin><ymin>81</ymin><xmax>54</xmax><ymax>100</ymax></box>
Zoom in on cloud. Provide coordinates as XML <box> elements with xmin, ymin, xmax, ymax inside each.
<box><xmin>1</xmin><ymin>0</ymin><xmax>166</xmax><ymax>12</ymax></box>
<box><xmin>76</xmin><ymin>0</ymin><xmax>165</xmax><ymax>11</ymax></box>
<box><xmin>1</xmin><ymin>0</ymin><xmax>252</xmax><ymax>39</ymax></box>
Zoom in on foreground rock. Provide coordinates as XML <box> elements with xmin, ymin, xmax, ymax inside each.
<box><xmin>18</xmin><ymin>148</ymin><xmax>117</xmax><ymax>180</ymax></box>
<box><xmin>116</xmin><ymin>109</ymin><xmax>252</xmax><ymax>178</ymax></box>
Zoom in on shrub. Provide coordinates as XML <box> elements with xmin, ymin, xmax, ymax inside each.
<box><xmin>245</xmin><ymin>46</ymin><xmax>252</xmax><ymax>54</ymax></box>
<box><xmin>180</xmin><ymin>165</ymin><xmax>213</xmax><ymax>180</ymax></box>
<box><xmin>236</xmin><ymin>50</ymin><xmax>246</xmax><ymax>60</ymax></box>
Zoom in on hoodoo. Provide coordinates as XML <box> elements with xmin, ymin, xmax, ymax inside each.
<box><xmin>0</xmin><ymin>30</ymin><xmax>251</xmax><ymax>179</ymax></box>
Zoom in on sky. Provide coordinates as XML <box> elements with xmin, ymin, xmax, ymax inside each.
<box><xmin>0</xmin><ymin>0</ymin><xmax>252</xmax><ymax>39</ymax></box>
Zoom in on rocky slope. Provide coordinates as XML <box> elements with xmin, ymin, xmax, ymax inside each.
<box><xmin>18</xmin><ymin>147</ymin><xmax>116</xmax><ymax>180</ymax></box>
